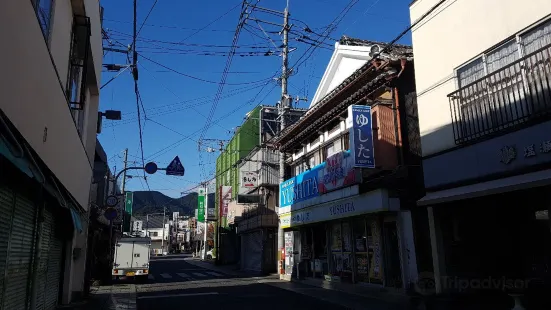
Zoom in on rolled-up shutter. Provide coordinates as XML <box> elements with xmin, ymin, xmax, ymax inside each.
<box><xmin>0</xmin><ymin>187</ymin><xmax>15</xmax><ymax>308</ymax></box>
<box><xmin>242</xmin><ymin>231</ymin><xmax>262</xmax><ymax>272</ymax></box>
<box><xmin>3</xmin><ymin>192</ymin><xmax>37</xmax><ymax>310</ymax></box>
<box><xmin>44</xmin><ymin>235</ymin><xmax>63</xmax><ymax>310</ymax></box>
<box><xmin>35</xmin><ymin>208</ymin><xmax>54</xmax><ymax>310</ymax></box>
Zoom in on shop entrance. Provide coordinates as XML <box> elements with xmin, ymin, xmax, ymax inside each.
<box><xmin>383</xmin><ymin>221</ymin><xmax>403</xmax><ymax>288</ymax></box>
<box><xmin>435</xmin><ymin>187</ymin><xmax>551</xmax><ymax>308</ymax></box>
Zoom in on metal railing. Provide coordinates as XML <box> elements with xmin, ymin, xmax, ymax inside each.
<box><xmin>448</xmin><ymin>43</ymin><xmax>551</xmax><ymax>144</ymax></box>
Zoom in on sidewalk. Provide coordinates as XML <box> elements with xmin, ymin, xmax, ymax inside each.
<box><xmin>59</xmin><ymin>284</ymin><xmax>137</xmax><ymax>310</ymax></box>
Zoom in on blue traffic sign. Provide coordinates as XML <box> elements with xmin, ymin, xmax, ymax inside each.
<box><xmin>166</xmin><ymin>156</ymin><xmax>185</xmax><ymax>176</ymax></box>
<box><xmin>104</xmin><ymin>207</ymin><xmax>118</xmax><ymax>221</ymax></box>
<box><xmin>145</xmin><ymin>162</ymin><xmax>158</xmax><ymax>174</ymax></box>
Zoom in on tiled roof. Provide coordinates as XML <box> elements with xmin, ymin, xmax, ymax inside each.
<box><xmin>274</xmin><ymin>37</ymin><xmax>412</xmax><ymax>148</ymax></box>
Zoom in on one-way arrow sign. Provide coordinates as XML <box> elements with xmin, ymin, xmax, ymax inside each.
<box><xmin>166</xmin><ymin>156</ymin><xmax>185</xmax><ymax>176</ymax></box>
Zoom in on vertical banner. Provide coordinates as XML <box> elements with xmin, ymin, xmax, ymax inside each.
<box><xmin>123</xmin><ymin>192</ymin><xmax>133</xmax><ymax>232</ymax></box>
<box><xmin>220</xmin><ymin>186</ymin><xmax>232</xmax><ymax>217</ymax></box>
<box><xmin>349</xmin><ymin>105</ymin><xmax>375</xmax><ymax>168</ymax></box>
<box><xmin>197</xmin><ymin>188</ymin><xmax>205</xmax><ymax>223</ymax></box>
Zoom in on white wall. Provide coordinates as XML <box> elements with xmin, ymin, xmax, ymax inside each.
<box><xmin>0</xmin><ymin>0</ymin><xmax>103</xmax><ymax>209</ymax></box>
<box><xmin>310</xmin><ymin>44</ymin><xmax>373</xmax><ymax>107</ymax></box>
<box><xmin>410</xmin><ymin>0</ymin><xmax>551</xmax><ymax>156</ymax></box>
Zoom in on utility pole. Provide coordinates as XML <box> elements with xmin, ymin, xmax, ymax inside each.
<box><xmin>277</xmin><ymin>0</ymin><xmax>290</xmax><ymax>276</ymax></box>
<box><xmin>109</xmin><ymin>148</ymin><xmax>128</xmax><ymax>263</ymax></box>
<box><xmin>203</xmin><ymin>183</ymin><xmax>208</xmax><ymax>260</ymax></box>
<box><xmin>161</xmin><ymin>206</ymin><xmax>166</xmax><ymax>255</ymax></box>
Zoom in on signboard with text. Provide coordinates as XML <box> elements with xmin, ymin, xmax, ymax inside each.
<box><xmin>241</xmin><ymin>171</ymin><xmax>258</xmax><ymax>188</ymax></box>
<box><xmin>349</xmin><ymin>105</ymin><xmax>375</xmax><ymax>168</ymax></box>
<box><xmin>220</xmin><ymin>186</ymin><xmax>232</xmax><ymax>217</ymax></box>
<box><xmin>279</xmin><ymin>150</ymin><xmax>359</xmax><ymax>208</ymax></box>
<box><xmin>197</xmin><ymin>189</ymin><xmax>205</xmax><ymax>223</ymax></box>
<box><xmin>280</xmin><ymin>190</ymin><xmax>389</xmax><ymax>228</ymax></box>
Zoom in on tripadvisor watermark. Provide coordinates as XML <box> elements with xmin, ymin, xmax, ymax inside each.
<box><xmin>414</xmin><ymin>272</ymin><xmax>534</xmax><ymax>295</ymax></box>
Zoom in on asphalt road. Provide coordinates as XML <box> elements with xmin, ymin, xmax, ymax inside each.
<box><xmin>136</xmin><ymin>255</ymin><xmax>347</xmax><ymax>310</ymax></box>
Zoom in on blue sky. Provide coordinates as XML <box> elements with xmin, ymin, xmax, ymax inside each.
<box><xmin>99</xmin><ymin>0</ymin><xmax>412</xmax><ymax>198</ymax></box>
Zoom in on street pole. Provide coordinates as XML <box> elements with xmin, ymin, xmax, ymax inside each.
<box><xmin>203</xmin><ymin>184</ymin><xmax>208</xmax><ymax>260</ymax></box>
<box><xmin>109</xmin><ymin>148</ymin><xmax>128</xmax><ymax>264</ymax></box>
<box><xmin>277</xmin><ymin>0</ymin><xmax>290</xmax><ymax>276</ymax></box>
<box><xmin>161</xmin><ymin>206</ymin><xmax>166</xmax><ymax>255</ymax></box>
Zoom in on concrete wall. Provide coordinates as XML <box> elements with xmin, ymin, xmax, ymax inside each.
<box><xmin>0</xmin><ymin>0</ymin><xmax>103</xmax><ymax>209</ymax></box>
<box><xmin>410</xmin><ymin>0</ymin><xmax>551</xmax><ymax>156</ymax></box>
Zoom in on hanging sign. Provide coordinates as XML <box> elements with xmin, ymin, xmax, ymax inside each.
<box><xmin>197</xmin><ymin>189</ymin><xmax>205</xmax><ymax>223</ymax></box>
<box><xmin>349</xmin><ymin>105</ymin><xmax>375</xmax><ymax>168</ymax></box>
<box><xmin>241</xmin><ymin>171</ymin><xmax>258</xmax><ymax>188</ymax></box>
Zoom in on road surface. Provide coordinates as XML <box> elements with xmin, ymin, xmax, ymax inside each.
<box><xmin>135</xmin><ymin>255</ymin><xmax>347</xmax><ymax>310</ymax></box>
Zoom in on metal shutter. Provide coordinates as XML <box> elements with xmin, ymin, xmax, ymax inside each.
<box><xmin>242</xmin><ymin>231</ymin><xmax>262</xmax><ymax>272</ymax></box>
<box><xmin>3</xmin><ymin>192</ymin><xmax>37</xmax><ymax>310</ymax></box>
<box><xmin>44</xmin><ymin>234</ymin><xmax>63</xmax><ymax>310</ymax></box>
<box><xmin>35</xmin><ymin>208</ymin><xmax>54</xmax><ymax>310</ymax></box>
<box><xmin>0</xmin><ymin>187</ymin><xmax>15</xmax><ymax>308</ymax></box>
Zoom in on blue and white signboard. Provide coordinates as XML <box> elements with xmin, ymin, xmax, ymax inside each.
<box><xmin>349</xmin><ymin>105</ymin><xmax>375</xmax><ymax>168</ymax></box>
<box><xmin>279</xmin><ymin>150</ymin><xmax>361</xmax><ymax>208</ymax></box>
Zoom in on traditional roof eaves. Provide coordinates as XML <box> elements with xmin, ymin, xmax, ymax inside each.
<box><xmin>274</xmin><ymin>38</ymin><xmax>413</xmax><ymax>149</ymax></box>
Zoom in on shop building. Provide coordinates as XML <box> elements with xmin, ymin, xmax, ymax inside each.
<box><xmin>215</xmin><ymin>105</ymin><xmax>305</xmax><ymax>266</ymax></box>
<box><xmin>0</xmin><ymin>0</ymin><xmax>104</xmax><ymax>308</ymax></box>
<box><xmin>236</xmin><ymin>146</ymin><xmax>280</xmax><ymax>273</ymax></box>
<box><xmin>274</xmin><ymin>36</ymin><xmax>428</xmax><ymax>291</ymax></box>
<box><xmin>410</xmin><ymin>0</ymin><xmax>551</xmax><ymax>307</ymax></box>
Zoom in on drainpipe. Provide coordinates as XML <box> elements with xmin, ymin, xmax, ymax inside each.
<box><xmin>392</xmin><ymin>87</ymin><xmax>404</xmax><ymax>166</ymax></box>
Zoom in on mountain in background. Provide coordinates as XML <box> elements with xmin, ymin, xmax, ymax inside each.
<box><xmin>131</xmin><ymin>191</ymin><xmax>215</xmax><ymax>216</ymax></box>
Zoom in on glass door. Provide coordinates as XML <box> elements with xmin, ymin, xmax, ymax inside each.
<box><xmin>353</xmin><ymin>219</ymin><xmax>369</xmax><ymax>283</ymax></box>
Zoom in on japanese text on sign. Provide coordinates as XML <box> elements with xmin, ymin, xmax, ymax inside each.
<box><xmin>241</xmin><ymin>171</ymin><xmax>258</xmax><ymax>188</ymax></box>
<box><xmin>349</xmin><ymin>105</ymin><xmax>375</xmax><ymax>168</ymax></box>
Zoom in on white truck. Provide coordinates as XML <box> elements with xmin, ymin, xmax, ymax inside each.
<box><xmin>112</xmin><ymin>237</ymin><xmax>151</xmax><ymax>281</ymax></box>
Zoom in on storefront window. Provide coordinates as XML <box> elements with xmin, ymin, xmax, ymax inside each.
<box><xmin>342</xmin><ymin>222</ymin><xmax>353</xmax><ymax>278</ymax></box>
<box><xmin>330</xmin><ymin>222</ymin><xmax>342</xmax><ymax>276</ymax></box>
<box><xmin>313</xmin><ymin>224</ymin><xmax>328</xmax><ymax>278</ymax></box>
<box><xmin>353</xmin><ymin>219</ymin><xmax>369</xmax><ymax>283</ymax></box>
<box><xmin>368</xmin><ymin>219</ymin><xmax>383</xmax><ymax>284</ymax></box>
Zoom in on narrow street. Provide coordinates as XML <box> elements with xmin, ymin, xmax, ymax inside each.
<box><xmin>134</xmin><ymin>255</ymin><xmax>347</xmax><ymax>309</ymax></box>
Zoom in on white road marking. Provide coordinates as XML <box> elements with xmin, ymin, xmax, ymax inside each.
<box><xmin>192</xmin><ymin>272</ymin><xmax>207</xmax><ymax>277</ymax></box>
<box><xmin>160</xmin><ymin>273</ymin><xmax>172</xmax><ymax>279</ymax></box>
<box><xmin>147</xmin><ymin>274</ymin><xmax>155</xmax><ymax>280</ymax></box>
<box><xmin>177</xmin><ymin>273</ymin><xmax>190</xmax><ymax>278</ymax></box>
<box><xmin>138</xmin><ymin>292</ymin><xmax>219</xmax><ymax>300</ymax></box>
<box><xmin>206</xmin><ymin>271</ymin><xmax>223</xmax><ymax>277</ymax></box>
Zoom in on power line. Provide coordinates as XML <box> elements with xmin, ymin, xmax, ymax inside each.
<box><xmin>178</xmin><ymin>2</ymin><xmax>242</xmax><ymax>43</ymax></box>
<box><xmin>105</xmin><ymin>82</ymin><xmax>270</xmax><ymax>128</ymax></box>
<box><xmin>136</xmin><ymin>0</ymin><xmax>159</xmax><ymax>37</ymax></box>
<box><xmin>145</xmin><ymin>82</ymin><xmax>277</xmax><ymax>162</ymax></box>
<box><xmin>103</xmin><ymin>18</ymin><xmax>236</xmax><ymax>32</ymax></box>
<box><xmin>139</xmin><ymin>53</ymin><xmax>274</xmax><ymax>85</ymax></box>
<box><xmin>197</xmin><ymin>1</ymin><xmax>250</xmax><ymax>180</ymax></box>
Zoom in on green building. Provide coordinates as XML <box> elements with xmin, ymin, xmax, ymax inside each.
<box><xmin>215</xmin><ymin>106</ymin><xmax>261</xmax><ymax>228</ymax></box>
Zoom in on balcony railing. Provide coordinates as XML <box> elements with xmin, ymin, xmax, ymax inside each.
<box><xmin>448</xmin><ymin>43</ymin><xmax>551</xmax><ymax>144</ymax></box>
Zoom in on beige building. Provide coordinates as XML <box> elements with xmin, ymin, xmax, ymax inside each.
<box><xmin>411</xmin><ymin>0</ymin><xmax>551</xmax><ymax>307</ymax></box>
<box><xmin>0</xmin><ymin>0</ymin><xmax>104</xmax><ymax>308</ymax></box>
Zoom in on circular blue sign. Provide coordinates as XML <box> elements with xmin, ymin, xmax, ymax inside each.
<box><xmin>145</xmin><ymin>162</ymin><xmax>158</xmax><ymax>174</ymax></box>
<box><xmin>104</xmin><ymin>207</ymin><xmax>117</xmax><ymax>221</ymax></box>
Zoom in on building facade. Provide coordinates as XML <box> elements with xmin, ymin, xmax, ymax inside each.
<box><xmin>410</xmin><ymin>0</ymin><xmax>551</xmax><ymax>307</ymax></box>
<box><xmin>214</xmin><ymin>105</ymin><xmax>305</xmax><ymax>265</ymax></box>
<box><xmin>274</xmin><ymin>37</ymin><xmax>427</xmax><ymax>292</ymax></box>
<box><xmin>236</xmin><ymin>146</ymin><xmax>280</xmax><ymax>273</ymax></box>
<box><xmin>0</xmin><ymin>0</ymin><xmax>103</xmax><ymax>308</ymax></box>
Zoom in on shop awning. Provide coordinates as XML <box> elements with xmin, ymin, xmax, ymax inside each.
<box><xmin>417</xmin><ymin>169</ymin><xmax>551</xmax><ymax>206</ymax></box>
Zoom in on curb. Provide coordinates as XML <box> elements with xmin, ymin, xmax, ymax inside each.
<box><xmin>110</xmin><ymin>284</ymin><xmax>137</xmax><ymax>310</ymax></box>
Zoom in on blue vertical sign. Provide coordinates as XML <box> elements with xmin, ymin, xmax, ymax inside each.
<box><xmin>349</xmin><ymin>105</ymin><xmax>375</xmax><ymax>168</ymax></box>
